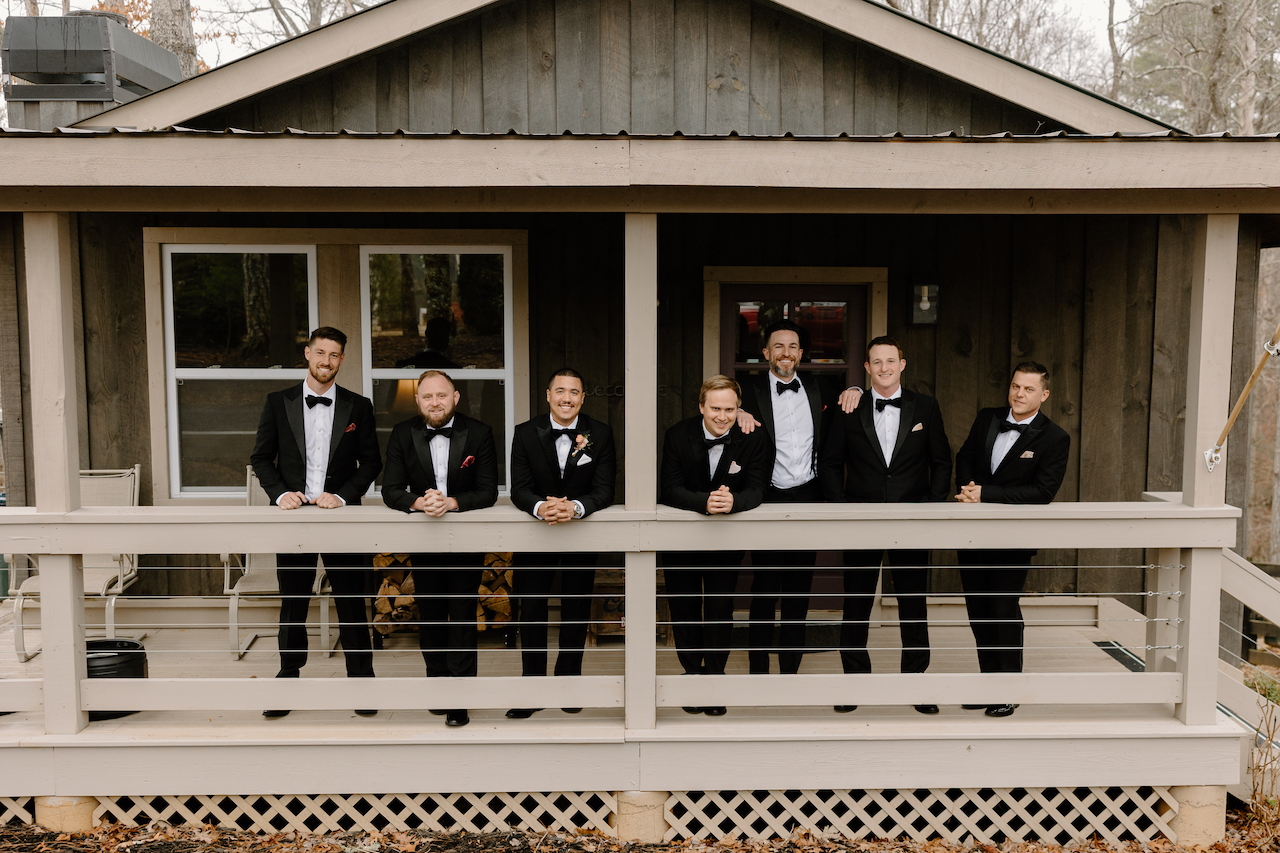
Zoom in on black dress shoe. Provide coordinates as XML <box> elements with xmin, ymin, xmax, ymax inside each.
<box><xmin>355</xmin><ymin>709</ymin><xmax>377</xmax><ymax>717</ymax></box>
<box><xmin>914</xmin><ymin>704</ymin><xmax>940</xmax><ymax>714</ymax></box>
<box><xmin>701</xmin><ymin>706</ymin><xmax>727</xmax><ymax>716</ymax></box>
<box><xmin>446</xmin><ymin>709</ymin><xmax>469</xmax><ymax>727</ymax></box>
<box><xmin>429</xmin><ymin>709</ymin><xmax>447</xmax><ymax>715</ymax></box>
<box><xmin>561</xmin><ymin>708</ymin><xmax>582</xmax><ymax>714</ymax></box>
<box><xmin>683</xmin><ymin>706</ymin><xmax>703</xmax><ymax>714</ymax></box>
<box><xmin>834</xmin><ymin>705</ymin><xmax>857</xmax><ymax>713</ymax></box>
<box><xmin>506</xmin><ymin>708</ymin><xmax>542</xmax><ymax>719</ymax></box>
<box><xmin>985</xmin><ymin>704</ymin><xmax>1016</xmax><ymax>717</ymax></box>
<box><xmin>263</xmin><ymin>709</ymin><xmax>290</xmax><ymax>718</ymax></box>
<box><xmin>962</xmin><ymin>704</ymin><xmax>987</xmax><ymax>710</ymax></box>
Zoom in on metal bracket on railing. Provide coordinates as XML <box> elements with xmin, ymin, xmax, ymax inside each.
<box><xmin>1204</xmin><ymin>445</ymin><xmax>1222</xmax><ymax>472</ymax></box>
<box><xmin>1266</xmin><ymin>339</ymin><xmax>1280</xmax><ymax>357</ymax></box>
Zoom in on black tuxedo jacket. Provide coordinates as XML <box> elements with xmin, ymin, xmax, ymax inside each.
<box><xmin>509</xmin><ymin>413</ymin><xmax>616</xmax><ymax>517</ymax></box>
<box><xmin>660</xmin><ymin>417</ymin><xmax>775</xmax><ymax>514</ymax></box>
<box><xmin>955</xmin><ymin>407</ymin><xmax>1071</xmax><ymax>504</ymax></box>
<box><xmin>739</xmin><ymin>372</ymin><xmax>836</xmax><ymax>478</ymax></box>
<box><xmin>819</xmin><ymin>388</ymin><xmax>952</xmax><ymax>503</ymax></box>
<box><xmin>381</xmin><ymin>412</ymin><xmax>499</xmax><ymax>513</ymax></box>
<box><xmin>250</xmin><ymin>383</ymin><xmax>382</xmax><ymax>506</ymax></box>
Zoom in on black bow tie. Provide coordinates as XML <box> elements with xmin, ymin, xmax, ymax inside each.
<box><xmin>423</xmin><ymin>426</ymin><xmax>453</xmax><ymax>441</ymax></box>
<box><xmin>776</xmin><ymin>379</ymin><xmax>801</xmax><ymax>395</ymax></box>
<box><xmin>999</xmin><ymin>420</ymin><xmax>1029</xmax><ymax>434</ymax></box>
<box><xmin>704</xmin><ymin>434</ymin><xmax>730</xmax><ymax>448</ymax></box>
<box><xmin>875</xmin><ymin>397</ymin><xmax>902</xmax><ymax>412</ymax></box>
<box><xmin>551</xmin><ymin>428</ymin><xmax>577</xmax><ymax>442</ymax></box>
<box><xmin>305</xmin><ymin>394</ymin><xmax>332</xmax><ymax>408</ymax></box>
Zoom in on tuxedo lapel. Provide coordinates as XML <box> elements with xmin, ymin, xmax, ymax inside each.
<box><xmin>284</xmin><ymin>386</ymin><xmax>306</xmax><ymax>462</ymax></box>
<box><xmin>446</xmin><ymin>419</ymin><xmax>469</xmax><ymax>492</ymax></box>
<box><xmin>410</xmin><ymin>424</ymin><xmax>437</xmax><ymax>490</ymax></box>
<box><xmin>562</xmin><ymin>416</ymin><xmax>590</xmax><ymax>480</ymax></box>
<box><xmin>983</xmin><ymin>409</ymin><xmax>1004</xmax><ymax>467</ymax></box>
<box><xmin>889</xmin><ymin>392</ymin><xmax>916</xmax><ymax>465</ymax></box>
<box><xmin>756</xmin><ymin>378</ymin><xmax>778</xmax><ymax>440</ymax></box>
<box><xmin>859</xmin><ymin>396</ymin><xmax>887</xmax><ymax>469</ymax></box>
<box><xmin>685</xmin><ymin>422</ymin><xmax>712</xmax><ymax>491</ymax></box>
<box><xmin>711</xmin><ymin>431</ymin><xmax>738</xmax><ymax>481</ymax></box>
<box><xmin>803</xmin><ymin>375</ymin><xmax>823</xmax><ymax>471</ymax></box>
<box><xmin>534</xmin><ymin>415</ymin><xmax>562</xmax><ymax>482</ymax></box>
<box><xmin>994</xmin><ymin>415</ymin><xmax>1045</xmax><ymax>477</ymax></box>
<box><xmin>328</xmin><ymin>387</ymin><xmax>353</xmax><ymax>464</ymax></box>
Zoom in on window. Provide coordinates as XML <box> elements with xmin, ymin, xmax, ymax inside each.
<box><xmin>162</xmin><ymin>245</ymin><xmax>318</xmax><ymax>497</ymax></box>
<box><xmin>360</xmin><ymin>246</ymin><xmax>515</xmax><ymax>493</ymax></box>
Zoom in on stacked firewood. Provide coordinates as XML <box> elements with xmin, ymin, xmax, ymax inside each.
<box><xmin>372</xmin><ymin>553</ymin><xmax>418</xmax><ymax>635</ymax></box>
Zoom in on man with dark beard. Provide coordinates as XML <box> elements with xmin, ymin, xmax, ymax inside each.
<box><xmin>382</xmin><ymin>370</ymin><xmax>498</xmax><ymax>728</ymax></box>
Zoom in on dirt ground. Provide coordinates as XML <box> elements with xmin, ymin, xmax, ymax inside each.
<box><xmin>1</xmin><ymin>808</ymin><xmax>1275</xmax><ymax>853</ymax></box>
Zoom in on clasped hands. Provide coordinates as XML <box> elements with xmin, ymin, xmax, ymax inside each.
<box><xmin>537</xmin><ymin>496</ymin><xmax>579</xmax><ymax>525</ymax></box>
<box><xmin>411</xmin><ymin>489</ymin><xmax>459</xmax><ymax>516</ymax></box>
<box><xmin>737</xmin><ymin>386</ymin><xmax>863</xmax><ymax>433</ymax></box>
<box><xmin>278</xmin><ymin>491</ymin><xmax>343</xmax><ymax>510</ymax></box>
<box><xmin>706</xmin><ymin>485</ymin><xmax>735</xmax><ymax>514</ymax></box>
<box><xmin>955</xmin><ymin>481</ymin><xmax>983</xmax><ymax>503</ymax></box>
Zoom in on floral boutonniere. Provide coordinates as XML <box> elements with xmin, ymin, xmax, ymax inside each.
<box><xmin>570</xmin><ymin>432</ymin><xmax>593</xmax><ymax>460</ymax></box>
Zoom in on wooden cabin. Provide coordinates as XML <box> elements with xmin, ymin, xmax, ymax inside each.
<box><xmin>2</xmin><ymin>0</ymin><xmax>1279</xmax><ymax>843</ymax></box>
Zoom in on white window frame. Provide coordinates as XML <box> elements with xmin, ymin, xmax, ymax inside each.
<box><xmin>359</xmin><ymin>245</ymin><xmax>516</xmax><ymax>496</ymax></box>
<box><xmin>162</xmin><ymin>244</ymin><xmax>319</xmax><ymax>500</ymax></box>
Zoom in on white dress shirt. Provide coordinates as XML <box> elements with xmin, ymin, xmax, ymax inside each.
<box><xmin>991</xmin><ymin>410</ymin><xmax>1037</xmax><ymax>473</ymax></box>
<box><xmin>702</xmin><ymin>422</ymin><xmax>728</xmax><ymax>478</ymax></box>
<box><xmin>871</xmin><ymin>386</ymin><xmax>903</xmax><ymax>465</ymax></box>
<box><xmin>277</xmin><ymin>381</ymin><xmax>345</xmax><ymax>506</ymax></box>
<box><xmin>768</xmin><ymin>373</ymin><xmax>815</xmax><ymax>489</ymax></box>
<box><xmin>532</xmin><ymin>417</ymin><xmax>586</xmax><ymax>520</ymax></box>
<box><xmin>428</xmin><ymin>416</ymin><xmax>455</xmax><ymax>499</ymax></box>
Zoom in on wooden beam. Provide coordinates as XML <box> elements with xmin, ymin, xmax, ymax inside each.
<box><xmin>1176</xmin><ymin>547</ymin><xmax>1223</xmax><ymax>726</ymax></box>
<box><xmin>625</xmin><ymin>550</ymin><xmax>658</xmax><ymax>730</ymax></box>
<box><xmin>0</xmin><ymin>215</ymin><xmax>29</xmax><ymax>509</ymax></box>
<box><xmin>624</xmin><ymin>214</ymin><xmax>659</xmax><ymax>511</ymax></box>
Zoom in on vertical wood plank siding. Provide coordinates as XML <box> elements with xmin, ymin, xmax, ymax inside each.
<box><xmin>188</xmin><ymin>0</ymin><xmax>1067</xmax><ymax>137</ymax></box>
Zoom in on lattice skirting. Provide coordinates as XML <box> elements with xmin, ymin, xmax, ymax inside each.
<box><xmin>1</xmin><ymin>797</ymin><xmax>34</xmax><ymax>825</ymax></box>
<box><xmin>92</xmin><ymin>793</ymin><xmax>617</xmax><ymax>835</ymax></box>
<box><xmin>664</xmin><ymin>787</ymin><xmax>1179</xmax><ymax>845</ymax></box>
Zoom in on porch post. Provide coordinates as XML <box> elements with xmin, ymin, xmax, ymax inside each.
<box><xmin>624</xmin><ymin>213</ymin><xmax>658</xmax><ymax>730</ymax></box>
<box><xmin>23</xmin><ymin>212</ymin><xmax>88</xmax><ymax>735</ymax></box>
<box><xmin>1175</xmin><ymin>214</ymin><xmax>1237</xmax><ymax>728</ymax></box>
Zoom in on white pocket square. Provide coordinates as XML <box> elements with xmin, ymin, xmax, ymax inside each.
<box><xmin>911</xmin><ymin>423</ymin><xmax>923</xmax><ymax>432</ymax></box>
<box><xmin>728</xmin><ymin>461</ymin><xmax>742</xmax><ymax>474</ymax></box>
<box><xmin>1021</xmin><ymin>450</ymin><xmax>1034</xmax><ymax>459</ymax></box>
<box><xmin>578</xmin><ymin>454</ymin><xmax>592</xmax><ymax>465</ymax></box>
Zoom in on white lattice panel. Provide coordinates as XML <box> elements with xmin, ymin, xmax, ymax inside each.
<box><xmin>94</xmin><ymin>792</ymin><xmax>616</xmax><ymax>836</ymax></box>
<box><xmin>1</xmin><ymin>797</ymin><xmax>34</xmax><ymax>825</ymax></box>
<box><xmin>664</xmin><ymin>787</ymin><xmax>1178</xmax><ymax>844</ymax></box>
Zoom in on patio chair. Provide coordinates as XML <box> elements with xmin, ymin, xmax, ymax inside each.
<box><xmin>224</xmin><ymin>467</ymin><xmax>335</xmax><ymax>660</ymax></box>
<box><xmin>10</xmin><ymin>465</ymin><xmax>142</xmax><ymax>662</ymax></box>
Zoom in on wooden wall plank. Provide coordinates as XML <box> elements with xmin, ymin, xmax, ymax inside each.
<box><xmin>673</xmin><ymin>0</ymin><xmax>708</xmax><ymax>134</ymax></box>
<box><xmin>926</xmin><ymin>72</ymin><xmax>970</xmax><ymax>136</ymax></box>
<box><xmin>599</xmin><ymin>0</ymin><xmax>631</xmax><ymax>133</ymax></box>
<box><xmin>0</xmin><ymin>214</ymin><xmax>28</xmax><ymax>509</ymax></box>
<box><xmin>224</xmin><ymin>100</ymin><xmax>257</xmax><ymax>132</ymax></box>
<box><xmin>632</xmin><ymin>0</ymin><xmax>676</xmax><ymax>135</ymax></box>
<box><xmin>526</xmin><ymin>0</ymin><xmax>558</xmax><ymax>134</ymax></box>
<box><xmin>333</xmin><ymin>56</ymin><xmax>377</xmax><ymax>131</ymax></box>
<box><xmin>1147</xmin><ymin>214</ymin><xmax>1195</xmax><ymax>494</ymax></box>
<box><xmin>408</xmin><ymin>27</ymin><xmax>455</xmax><ymax>133</ymax></box>
<box><xmin>969</xmin><ymin>92</ymin><xmax>1003</xmax><ymax>135</ymax></box>
<box><xmin>298</xmin><ymin>76</ymin><xmax>334</xmax><ymax>132</ymax></box>
<box><xmin>896</xmin><ymin>62</ymin><xmax>929</xmax><ymax>135</ymax></box>
<box><xmin>1228</xmin><ymin>215</ymin><xmax>1261</xmax><ymax>550</ymax></box>
<box><xmin>704</xmin><ymin>0</ymin><xmax>750</xmax><ymax>135</ymax></box>
<box><xmin>257</xmin><ymin>86</ymin><xmax>301</xmax><ymax>132</ymax></box>
<box><xmin>748</xmin><ymin>4</ymin><xmax>781</xmax><ymax>136</ymax></box>
<box><xmin>555</xmin><ymin>0</ymin><xmax>602</xmax><ymax>133</ymax></box>
<box><xmin>1003</xmin><ymin>102</ymin><xmax>1049</xmax><ymax>134</ymax></box>
<box><xmin>453</xmin><ymin>17</ymin><xmax>485</xmax><ymax>133</ymax></box>
<box><xmin>821</xmin><ymin>33</ymin><xmax>853</xmax><ymax>136</ymax></box>
<box><xmin>377</xmin><ymin>47</ymin><xmax>411</xmax><ymax>132</ymax></box>
<box><xmin>779</xmin><ymin>15</ymin><xmax>824</xmax><ymax>137</ymax></box>
<box><xmin>482</xmin><ymin>1</ymin><xmax>531</xmax><ymax>133</ymax></box>
<box><xmin>853</xmin><ymin>43</ymin><xmax>897</xmax><ymax>135</ymax></box>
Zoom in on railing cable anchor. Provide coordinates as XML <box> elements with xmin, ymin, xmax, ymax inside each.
<box><xmin>1206</xmin><ymin>317</ymin><xmax>1280</xmax><ymax>471</ymax></box>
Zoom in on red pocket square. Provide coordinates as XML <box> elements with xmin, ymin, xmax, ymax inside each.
<box><xmin>461</xmin><ymin>455</ymin><xmax>475</xmax><ymax>468</ymax></box>
<box><xmin>344</xmin><ymin>423</ymin><xmax>356</xmax><ymax>433</ymax></box>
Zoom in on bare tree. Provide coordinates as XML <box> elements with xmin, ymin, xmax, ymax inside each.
<box><xmin>151</xmin><ymin>0</ymin><xmax>198</xmax><ymax>77</ymax></box>
<box><xmin>199</xmin><ymin>0</ymin><xmax>379</xmax><ymax>53</ymax></box>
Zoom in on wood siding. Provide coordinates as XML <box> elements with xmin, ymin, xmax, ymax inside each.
<box><xmin>186</xmin><ymin>0</ymin><xmax>1067</xmax><ymax>136</ymax></box>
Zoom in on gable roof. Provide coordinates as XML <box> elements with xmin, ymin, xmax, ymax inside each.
<box><xmin>75</xmin><ymin>0</ymin><xmax>1169</xmax><ymax>134</ymax></box>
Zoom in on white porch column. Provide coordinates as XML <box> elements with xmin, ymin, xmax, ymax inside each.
<box><xmin>623</xmin><ymin>214</ymin><xmax>659</xmax><ymax>730</ymax></box>
<box><xmin>23</xmin><ymin>212</ymin><xmax>88</xmax><ymax>735</ymax></box>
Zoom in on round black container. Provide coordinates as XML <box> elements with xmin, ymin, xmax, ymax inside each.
<box><xmin>86</xmin><ymin>638</ymin><xmax>148</xmax><ymax>721</ymax></box>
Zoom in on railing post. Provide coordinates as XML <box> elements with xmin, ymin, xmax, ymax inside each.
<box><xmin>625</xmin><ymin>551</ymin><xmax>658</xmax><ymax>730</ymax></box>
<box><xmin>1176</xmin><ymin>547</ymin><xmax>1222</xmax><ymax>726</ymax></box>
<box><xmin>23</xmin><ymin>212</ymin><xmax>88</xmax><ymax>734</ymax></box>
<box><xmin>1144</xmin><ymin>547</ymin><xmax>1180</xmax><ymax>673</ymax></box>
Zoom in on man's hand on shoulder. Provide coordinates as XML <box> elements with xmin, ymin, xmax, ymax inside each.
<box><xmin>277</xmin><ymin>491</ymin><xmax>307</xmax><ymax>510</ymax></box>
<box><xmin>735</xmin><ymin>409</ymin><xmax>761</xmax><ymax>435</ymax></box>
<box><xmin>838</xmin><ymin>386</ymin><xmax>863</xmax><ymax>413</ymax></box>
<box><xmin>314</xmin><ymin>492</ymin><xmax>344</xmax><ymax>509</ymax></box>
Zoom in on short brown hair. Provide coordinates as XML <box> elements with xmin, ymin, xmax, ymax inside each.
<box><xmin>1012</xmin><ymin>361</ymin><xmax>1050</xmax><ymax>390</ymax></box>
<box><xmin>699</xmin><ymin>375</ymin><xmax>741</xmax><ymax>406</ymax></box>
<box><xmin>866</xmin><ymin>335</ymin><xmax>904</xmax><ymax>360</ymax></box>
<box><xmin>308</xmin><ymin>326</ymin><xmax>347</xmax><ymax>352</ymax></box>
<box><xmin>417</xmin><ymin>369</ymin><xmax>455</xmax><ymax>390</ymax></box>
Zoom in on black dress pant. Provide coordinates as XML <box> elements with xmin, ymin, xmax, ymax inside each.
<box><xmin>516</xmin><ymin>552</ymin><xmax>598</xmax><ymax>677</ymax></box>
<box><xmin>840</xmin><ymin>549</ymin><xmax>930</xmax><ymax>674</ymax></box>
<box><xmin>959</xmin><ymin>549</ymin><xmax>1034</xmax><ymax>673</ymax></box>
<box><xmin>749</xmin><ymin>480</ymin><xmax>821</xmax><ymax>674</ymax></box>
<box><xmin>276</xmin><ymin>553</ymin><xmax>373</xmax><ymax>678</ymax></box>
<box><xmin>665</xmin><ymin>551</ymin><xmax>742</xmax><ymax>675</ymax></box>
<box><xmin>410</xmin><ymin>553</ymin><xmax>484</xmax><ymax>678</ymax></box>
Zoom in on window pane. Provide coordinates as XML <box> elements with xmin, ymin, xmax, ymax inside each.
<box><xmin>792</xmin><ymin>301</ymin><xmax>848</xmax><ymax>363</ymax></box>
<box><xmin>177</xmin><ymin>379</ymin><xmax>298</xmax><ymax>489</ymax></box>
<box><xmin>368</xmin><ymin>253</ymin><xmax>505</xmax><ymax>369</ymax></box>
<box><xmin>735</xmin><ymin>300</ymin><xmax>787</xmax><ymax>363</ymax></box>
<box><xmin>171</xmin><ymin>253</ymin><xmax>310</xmax><ymax>369</ymax></box>
<box><xmin>372</xmin><ymin>377</ymin><xmax>507</xmax><ymax>488</ymax></box>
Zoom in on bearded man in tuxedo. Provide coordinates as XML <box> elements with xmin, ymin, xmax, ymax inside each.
<box><xmin>505</xmin><ymin>368</ymin><xmax>617</xmax><ymax>720</ymax></box>
<box><xmin>250</xmin><ymin>326</ymin><xmax>382</xmax><ymax>719</ymax></box>
<box><xmin>382</xmin><ymin>370</ymin><xmax>499</xmax><ymax>728</ymax></box>
<box><xmin>954</xmin><ymin>361</ymin><xmax>1070</xmax><ymax>717</ymax></box>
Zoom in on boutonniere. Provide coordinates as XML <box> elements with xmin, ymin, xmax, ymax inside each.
<box><xmin>344</xmin><ymin>423</ymin><xmax>356</xmax><ymax>433</ymax></box>
<box><xmin>460</xmin><ymin>455</ymin><xmax>476</xmax><ymax>469</ymax></box>
<box><xmin>570</xmin><ymin>432</ymin><xmax>593</xmax><ymax>460</ymax></box>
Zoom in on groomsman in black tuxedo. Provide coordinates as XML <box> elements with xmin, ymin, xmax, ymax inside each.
<box><xmin>662</xmin><ymin>375</ymin><xmax>775</xmax><ymax>716</ymax></box>
<box><xmin>382</xmin><ymin>369</ymin><xmax>498</xmax><ymax>728</ymax></box>
<box><xmin>954</xmin><ymin>361</ymin><xmax>1070</xmax><ymax>717</ymax></box>
<box><xmin>505</xmin><ymin>368</ymin><xmax>617</xmax><ymax>720</ymax></box>
<box><xmin>250</xmin><ymin>326</ymin><xmax>382</xmax><ymax>719</ymax></box>
<box><xmin>735</xmin><ymin>320</ymin><xmax>861</xmax><ymax>675</ymax></box>
<box><xmin>820</xmin><ymin>335</ymin><xmax>951</xmax><ymax>714</ymax></box>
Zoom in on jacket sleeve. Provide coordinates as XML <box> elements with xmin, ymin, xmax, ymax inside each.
<box><xmin>983</xmin><ymin>429</ymin><xmax>1071</xmax><ymax>504</ymax></box>
<box><xmin>660</xmin><ymin>428</ymin><xmax>711</xmax><ymax>514</ymax></box>
<box><xmin>954</xmin><ymin>411</ymin><xmax>987</xmax><ymax>491</ymax></box>
<box><xmin>508</xmin><ymin>428</ymin><xmax>540</xmax><ymax>516</ymax></box>
<box><xmin>926</xmin><ymin>400</ymin><xmax>953</xmax><ymax>503</ymax></box>
<box><xmin>452</xmin><ymin>426</ymin><xmax>499</xmax><ymax>512</ymax></box>
<box><xmin>249</xmin><ymin>396</ymin><xmax>288</xmax><ymax>505</ymax></box>
<box><xmin>818</xmin><ymin>412</ymin><xmax>848</xmax><ymax>502</ymax></box>
<box><xmin>335</xmin><ymin>396</ymin><xmax>383</xmax><ymax>505</ymax></box>
<box><xmin>380</xmin><ymin>424</ymin><xmax>418</xmax><ymax>513</ymax></box>
<box><xmin>730</xmin><ymin>429</ymin><xmax>774</xmax><ymax>513</ymax></box>
<box><xmin>578</xmin><ymin>424</ymin><xmax>617</xmax><ymax>517</ymax></box>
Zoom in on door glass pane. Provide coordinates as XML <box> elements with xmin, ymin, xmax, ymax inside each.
<box><xmin>171</xmin><ymin>253</ymin><xmax>310</xmax><ymax>369</ymax></box>
<box><xmin>792</xmin><ymin>301</ymin><xmax>847</xmax><ymax>363</ymax></box>
<box><xmin>735</xmin><ymin>300</ymin><xmax>788</xmax><ymax>363</ymax></box>
<box><xmin>367</xmin><ymin>253</ymin><xmax>506</xmax><ymax>369</ymax></box>
<box><xmin>177</xmin><ymin>379</ymin><xmax>298</xmax><ymax>489</ymax></box>
<box><xmin>371</xmin><ymin>377</ymin><xmax>507</xmax><ymax>487</ymax></box>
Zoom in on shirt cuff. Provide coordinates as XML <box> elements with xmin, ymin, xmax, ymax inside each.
<box><xmin>532</xmin><ymin>500</ymin><xmax>546</xmax><ymax>520</ymax></box>
<box><xmin>336</xmin><ymin>494</ymin><xmax>346</xmax><ymax>506</ymax></box>
<box><xmin>573</xmin><ymin>500</ymin><xmax>585</xmax><ymax>519</ymax></box>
